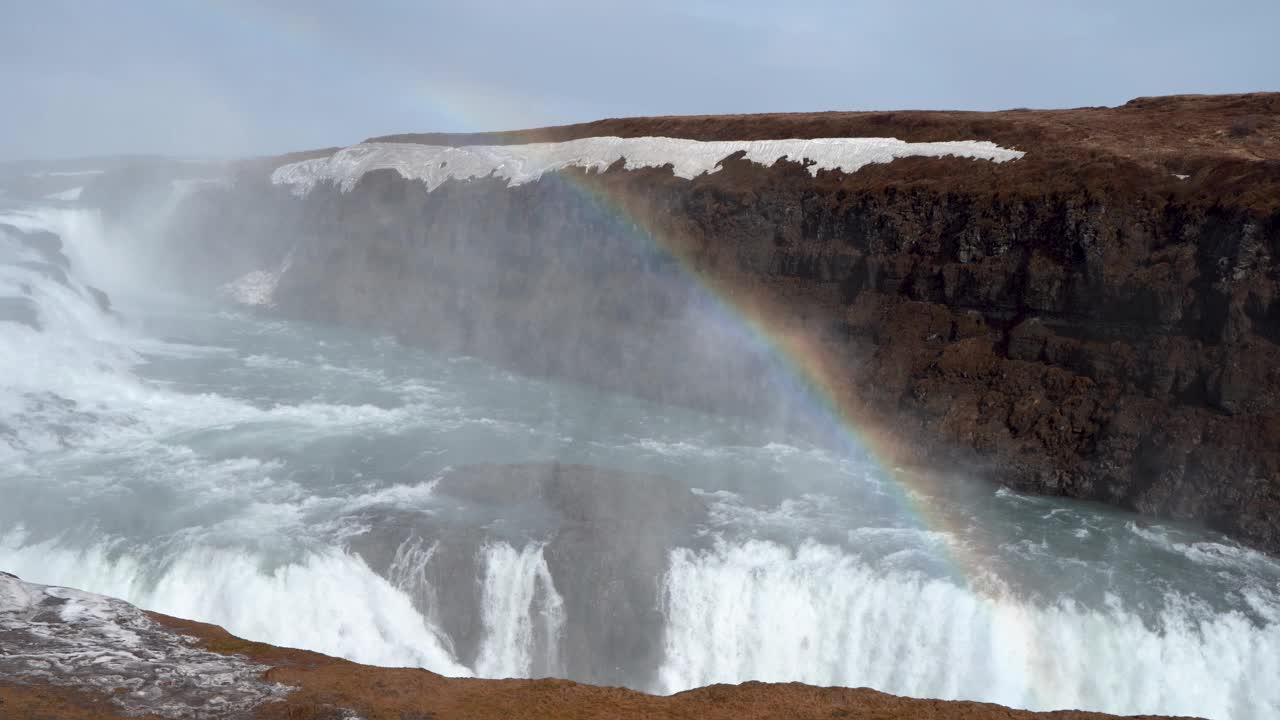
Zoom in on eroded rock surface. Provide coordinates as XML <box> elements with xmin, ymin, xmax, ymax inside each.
<box><xmin>0</xmin><ymin>572</ymin><xmax>288</xmax><ymax>718</ymax></box>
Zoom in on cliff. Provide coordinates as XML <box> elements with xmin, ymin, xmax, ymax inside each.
<box><xmin>0</xmin><ymin>572</ymin><xmax>1198</xmax><ymax>720</ymax></box>
<box><xmin>93</xmin><ymin>93</ymin><xmax>1280</xmax><ymax>552</ymax></box>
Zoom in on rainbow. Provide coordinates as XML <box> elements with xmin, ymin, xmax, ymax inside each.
<box><xmin>270</xmin><ymin>135</ymin><xmax>1030</xmax><ymax>587</ymax></box>
<box><xmin>542</xmin><ymin>158</ymin><xmax>1002</xmax><ymax>560</ymax></box>
<box><xmin>218</xmin><ymin>0</ymin><xmax>1049</xmax><ymax>697</ymax></box>
<box><xmin>206</xmin><ymin>2</ymin><xmax>1008</xmax><ymax>519</ymax></box>
<box><xmin>276</xmin><ymin>141</ymin><xmax>1050</xmax><ymax>702</ymax></box>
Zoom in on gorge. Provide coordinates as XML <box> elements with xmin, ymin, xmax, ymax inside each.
<box><xmin>1</xmin><ymin>93</ymin><xmax>1279</xmax><ymax>720</ymax></box>
<box><xmin>141</xmin><ymin>92</ymin><xmax>1280</xmax><ymax>553</ymax></box>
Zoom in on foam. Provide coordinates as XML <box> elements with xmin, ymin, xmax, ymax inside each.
<box><xmin>703</xmin><ymin>492</ymin><xmax>847</xmax><ymax>531</ymax></box>
<box><xmin>271</xmin><ymin>136</ymin><xmax>1026</xmax><ymax>196</ymax></box>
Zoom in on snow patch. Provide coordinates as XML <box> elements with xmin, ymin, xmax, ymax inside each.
<box><xmin>221</xmin><ymin>251</ymin><xmax>293</xmax><ymax>307</ymax></box>
<box><xmin>272</xmin><ymin>136</ymin><xmax>1026</xmax><ymax>196</ymax></box>
<box><xmin>0</xmin><ymin>571</ymin><xmax>289</xmax><ymax>718</ymax></box>
<box><xmin>222</xmin><ymin>269</ymin><xmax>282</xmax><ymax>306</ymax></box>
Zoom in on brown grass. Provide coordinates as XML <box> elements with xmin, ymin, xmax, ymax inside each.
<box><xmin>334</xmin><ymin>93</ymin><xmax>1273</xmax><ymax>213</ymax></box>
<box><xmin>226</xmin><ymin>93</ymin><xmax>1280</xmax><ymax>213</ymax></box>
<box><xmin>0</xmin><ymin>683</ymin><xmax>163</xmax><ymax>720</ymax></box>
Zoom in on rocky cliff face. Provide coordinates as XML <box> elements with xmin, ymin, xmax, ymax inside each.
<box><xmin>98</xmin><ymin>93</ymin><xmax>1280</xmax><ymax>553</ymax></box>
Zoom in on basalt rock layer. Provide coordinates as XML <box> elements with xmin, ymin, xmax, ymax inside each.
<box><xmin>94</xmin><ymin>93</ymin><xmax>1280</xmax><ymax>552</ymax></box>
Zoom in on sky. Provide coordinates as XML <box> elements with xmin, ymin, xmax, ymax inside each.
<box><xmin>1</xmin><ymin>0</ymin><xmax>1277</xmax><ymax>161</ymax></box>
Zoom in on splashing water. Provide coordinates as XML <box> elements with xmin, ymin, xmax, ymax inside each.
<box><xmin>474</xmin><ymin>543</ymin><xmax>565</xmax><ymax>679</ymax></box>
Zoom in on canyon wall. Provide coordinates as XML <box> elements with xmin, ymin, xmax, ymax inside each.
<box><xmin>93</xmin><ymin>93</ymin><xmax>1280</xmax><ymax>553</ymax></box>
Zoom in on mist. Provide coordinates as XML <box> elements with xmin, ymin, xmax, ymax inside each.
<box><xmin>0</xmin><ymin>127</ymin><xmax>1277</xmax><ymax>717</ymax></box>
<box><xmin>2</xmin><ymin>3</ymin><xmax>1280</xmax><ymax>720</ymax></box>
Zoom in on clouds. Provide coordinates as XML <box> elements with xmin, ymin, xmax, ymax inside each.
<box><xmin>1</xmin><ymin>0</ymin><xmax>1276</xmax><ymax>160</ymax></box>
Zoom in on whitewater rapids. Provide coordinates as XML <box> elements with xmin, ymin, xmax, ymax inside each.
<box><xmin>1</xmin><ymin>203</ymin><xmax>1278</xmax><ymax>720</ymax></box>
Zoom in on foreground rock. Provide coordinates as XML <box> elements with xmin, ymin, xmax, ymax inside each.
<box><xmin>0</xmin><ymin>572</ymin><xmax>1197</xmax><ymax>720</ymax></box>
<box><xmin>0</xmin><ymin>571</ymin><xmax>286</xmax><ymax>719</ymax></box>
<box><xmin>91</xmin><ymin>93</ymin><xmax>1280</xmax><ymax>553</ymax></box>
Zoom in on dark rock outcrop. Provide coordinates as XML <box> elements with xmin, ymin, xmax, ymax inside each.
<box><xmin>85</xmin><ymin>286</ymin><xmax>111</xmax><ymax>314</ymax></box>
<box><xmin>0</xmin><ymin>225</ymin><xmax>71</xmax><ymax>270</ymax></box>
<box><xmin>105</xmin><ymin>93</ymin><xmax>1280</xmax><ymax>553</ymax></box>
<box><xmin>0</xmin><ymin>297</ymin><xmax>41</xmax><ymax>330</ymax></box>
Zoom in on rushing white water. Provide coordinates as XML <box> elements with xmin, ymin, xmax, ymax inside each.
<box><xmin>474</xmin><ymin>543</ymin><xmax>565</xmax><ymax>679</ymax></box>
<box><xmin>659</xmin><ymin>540</ymin><xmax>1279</xmax><ymax>719</ymax></box>
<box><xmin>271</xmin><ymin>136</ymin><xmax>1026</xmax><ymax>196</ymax></box>
<box><xmin>0</xmin><ymin>210</ymin><xmax>143</xmax><ymax>459</ymax></box>
<box><xmin>2</xmin><ymin>202</ymin><xmax>1279</xmax><ymax>720</ymax></box>
<box><xmin>0</xmin><ymin>531</ymin><xmax>470</xmax><ymax>675</ymax></box>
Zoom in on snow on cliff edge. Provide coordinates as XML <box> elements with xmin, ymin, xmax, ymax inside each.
<box><xmin>271</xmin><ymin>136</ymin><xmax>1025</xmax><ymax>195</ymax></box>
